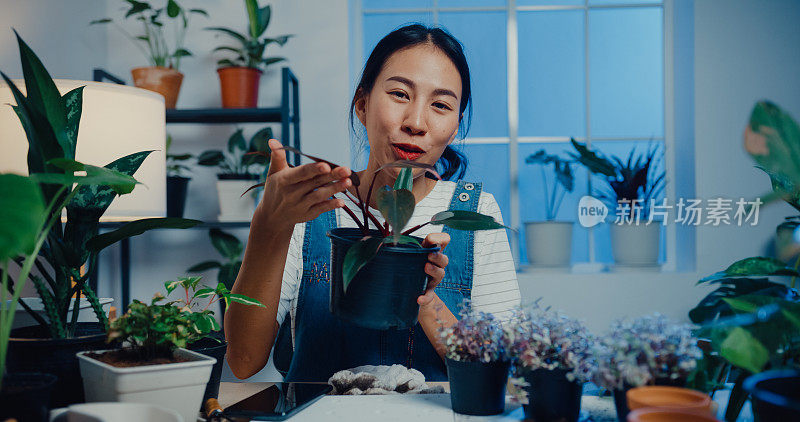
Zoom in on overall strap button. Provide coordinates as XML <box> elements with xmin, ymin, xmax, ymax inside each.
<box><xmin>463</xmin><ymin>183</ymin><xmax>475</xmax><ymax>191</ymax></box>
<box><xmin>458</xmin><ymin>192</ymin><xmax>470</xmax><ymax>202</ymax></box>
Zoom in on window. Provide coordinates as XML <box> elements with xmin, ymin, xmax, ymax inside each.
<box><xmin>353</xmin><ymin>0</ymin><xmax>673</xmax><ymax>269</ymax></box>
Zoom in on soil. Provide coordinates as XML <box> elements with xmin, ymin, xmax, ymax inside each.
<box><xmin>86</xmin><ymin>349</ymin><xmax>191</xmax><ymax>368</ymax></box>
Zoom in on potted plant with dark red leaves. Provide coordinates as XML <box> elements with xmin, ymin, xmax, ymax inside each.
<box><xmin>166</xmin><ymin>134</ymin><xmax>193</xmax><ymax>218</ymax></box>
<box><xmin>91</xmin><ymin>0</ymin><xmax>208</xmax><ymax>108</ymax></box>
<box><xmin>197</xmin><ymin>126</ymin><xmax>272</xmax><ymax>221</ymax></box>
<box><xmin>437</xmin><ymin>300</ymin><xmax>510</xmax><ymax>416</ymax></box>
<box><xmin>505</xmin><ymin>303</ymin><xmax>596</xmax><ymax>422</ymax></box>
<box><xmin>207</xmin><ymin>0</ymin><xmax>291</xmax><ymax>108</ymax></box>
<box><xmin>593</xmin><ymin>313</ymin><xmax>703</xmax><ymax>422</ymax></box>
<box><xmin>77</xmin><ymin>276</ymin><xmax>264</xmax><ymax>422</ymax></box>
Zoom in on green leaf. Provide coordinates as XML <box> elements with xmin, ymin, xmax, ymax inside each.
<box><xmin>213</xmin><ymin>46</ymin><xmax>243</xmax><ymax>54</ymax></box>
<box><xmin>218</xmin><ymin>263</ymin><xmax>240</xmax><ymax>288</ymax></box>
<box><xmin>61</xmin><ymin>86</ymin><xmax>83</xmax><ymax>160</ymax></box>
<box><xmin>382</xmin><ymin>235</ymin><xmax>421</xmax><ymax>247</ymax></box>
<box><xmin>782</xmin><ymin>307</ymin><xmax>800</xmax><ymax>329</ymax></box>
<box><xmin>164</xmin><ymin>280</ymin><xmax>181</xmax><ymax>295</ymax></box>
<box><xmin>342</xmin><ymin>236</ymin><xmax>383</xmax><ymax>293</ymax></box>
<box><xmin>430</xmin><ymin>210</ymin><xmax>508</xmax><ymax>231</ymax></box>
<box><xmin>376</xmin><ymin>160</ymin><xmax>441</xmax><ymax>180</ymax></box>
<box><xmin>228</xmin><ymin>128</ymin><xmax>247</xmax><ymax>154</ymax></box>
<box><xmin>206</xmin><ymin>27</ymin><xmax>248</xmax><ymax>45</ymax></box>
<box><xmin>86</xmin><ymin>218</ymin><xmax>201</xmax><ymax>252</ymax></box>
<box><xmin>166</xmin><ymin>0</ymin><xmax>180</xmax><ymax>18</ymax></box>
<box><xmin>745</xmin><ymin>101</ymin><xmax>800</xmax><ymax>199</ymax></box>
<box><xmin>569</xmin><ymin>138</ymin><xmax>617</xmax><ymax>177</ymax></box>
<box><xmin>125</xmin><ymin>0</ymin><xmax>150</xmax><ymax>17</ymax></box>
<box><xmin>375</xmin><ymin>187</ymin><xmax>415</xmax><ymax>236</ymax></box>
<box><xmin>197</xmin><ymin>150</ymin><xmax>225</xmax><ymax>166</ymax></box>
<box><xmin>217</xmin><ymin>59</ymin><xmax>240</xmax><ymax>68</ymax></box>
<box><xmin>193</xmin><ymin>288</ymin><xmax>215</xmax><ymax>298</ymax></box>
<box><xmin>261</xmin><ymin>57</ymin><xmax>285</xmax><ymax>67</ymax></box>
<box><xmin>69</xmin><ymin>151</ymin><xmax>153</xmax><ymax>212</ymax></box>
<box><xmin>393</xmin><ymin>167</ymin><xmax>413</xmax><ymax>191</ymax></box>
<box><xmin>187</xmin><ymin>260</ymin><xmax>223</xmax><ymax>272</ymax></box>
<box><xmin>0</xmin><ymin>174</ymin><xmax>46</xmax><ymax>260</ymax></box>
<box><xmin>701</xmin><ymin>257</ymin><xmax>800</xmax><ymax>282</ymax></box>
<box><xmin>172</xmin><ymin>48</ymin><xmax>192</xmax><ymax>58</ymax></box>
<box><xmin>688</xmin><ymin>277</ymin><xmax>791</xmax><ymax>324</ymax></box>
<box><xmin>210</xmin><ymin>228</ymin><xmax>243</xmax><ymax>261</ymax></box>
<box><xmin>228</xmin><ymin>293</ymin><xmax>265</xmax><ymax>307</ymax></box>
<box><xmin>190</xmin><ymin>8</ymin><xmax>208</xmax><ymax>17</ymax></box>
<box><xmin>245</xmin><ymin>0</ymin><xmax>260</xmax><ymax>38</ymax></box>
<box><xmin>257</xmin><ymin>5</ymin><xmax>271</xmax><ymax>37</ymax></box>
<box><xmin>719</xmin><ymin>326</ymin><xmax>769</xmax><ymax>373</ymax></box>
<box><xmin>90</xmin><ymin>18</ymin><xmax>112</xmax><ymax>24</ymax></box>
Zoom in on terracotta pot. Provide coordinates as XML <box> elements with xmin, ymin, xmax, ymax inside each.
<box><xmin>131</xmin><ymin>66</ymin><xmax>183</xmax><ymax>109</ymax></box>
<box><xmin>627</xmin><ymin>386</ymin><xmax>713</xmax><ymax>416</ymax></box>
<box><xmin>217</xmin><ymin>66</ymin><xmax>262</xmax><ymax>108</ymax></box>
<box><xmin>626</xmin><ymin>408</ymin><xmax>719</xmax><ymax>422</ymax></box>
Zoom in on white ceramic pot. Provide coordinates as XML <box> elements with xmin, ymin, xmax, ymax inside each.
<box><xmin>525</xmin><ymin>221</ymin><xmax>574</xmax><ymax>267</ymax></box>
<box><xmin>216</xmin><ymin>178</ymin><xmax>258</xmax><ymax>222</ymax></box>
<box><xmin>610</xmin><ymin>223</ymin><xmax>661</xmax><ymax>268</ymax></box>
<box><xmin>77</xmin><ymin>348</ymin><xmax>215</xmax><ymax>422</ymax></box>
<box><xmin>50</xmin><ymin>402</ymin><xmax>181</xmax><ymax>422</ymax></box>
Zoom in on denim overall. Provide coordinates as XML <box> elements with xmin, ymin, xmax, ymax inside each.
<box><xmin>274</xmin><ymin>181</ymin><xmax>482</xmax><ymax>382</ymax></box>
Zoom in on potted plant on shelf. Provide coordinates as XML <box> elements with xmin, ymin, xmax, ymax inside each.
<box><xmin>197</xmin><ymin>126</ymin><xmax>272</xmax><ymax>221</ymax></box>
<box><xmin>246</xmin><ymin>146</ymin><xmax>508</xmax><ymax>330</ymax></box>
<box><xmin>569</xmin><ymin>138</ymin><xmax>665</xmax><ymax>268</ymax></box>
<box><xmin>187</xmin><ymin>229</ymin><xmax>245</xmax><ymax>320</ymax></box>
<box><xmin>593</xmin><ymin>313</ymin><xmax>703</xmax><ymax>422</ymax></box>
<box><xmin>77</xmin><ymin>277</ymin><xmax>263</xmax><ymax>422</ymax></box>
<box><xmin>207</xmin><ymin>0</ymin><xmax>292</xmax><ymax>108</ymax></box>
<box><xmin>523</xmin><ymin>150</ymin><xmax>576</xmax><ymax>268</ymax></box>
<box><xmin>1</xmin><ymin>32</ymin><xmax>200</xmax><ymax>407</ymax></box>
<box><xmin>505</xmin><ymin>303</ymin><xmax>596</xmax><ymax>422</ymax></box>
<box><xmin>438</xmin><ymin>300</ymin><xmax>510</xmax><ymax>416</ymax></box>
<box><xmin>166</xmin><ymin>134</ymin><xmax>193</xmax><ymax>218</ymax></box>
<box><xmin>90</xmin><ymin>0</ymin><xmax>208</xmax><ymax>108</ymax></box>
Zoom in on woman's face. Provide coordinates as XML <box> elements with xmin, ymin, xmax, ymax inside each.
<box><xmin>355</xmin><ymin>43</ymin><xmax>462</xmax><ymax>178</ymax></box>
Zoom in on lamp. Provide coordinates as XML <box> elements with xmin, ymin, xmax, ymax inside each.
<box><xmin>0</xmin><ymin>80</ymin><xmax>166</xmax><ymax>220</ymax></box>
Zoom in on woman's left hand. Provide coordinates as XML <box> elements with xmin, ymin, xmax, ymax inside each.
<box><xmin>419</xmin><ymin>232</ymin><xmax>451</xmax><ymax>308</ymax></box>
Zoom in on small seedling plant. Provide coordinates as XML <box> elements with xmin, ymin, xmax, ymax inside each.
<box><xmin>245</xmin><ymin>146</ymin><xmax>508</xmax><ymax>292</ymax></box>
<box><xmin>107</xmin><ymin>276</ymin><xmax>264</xmax><ymax>361</ymax></box>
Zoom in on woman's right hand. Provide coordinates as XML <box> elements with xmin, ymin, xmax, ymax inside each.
<box><xmin>255</xmin><ymin>139</ymin><xmax>352</xmax><ymax>231</ymax></box>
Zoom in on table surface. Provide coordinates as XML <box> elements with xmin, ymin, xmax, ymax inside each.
<box><xmin>215</xmin><ymin>382</ymin><xmax>619</xmax><ymax>422</ymax></box>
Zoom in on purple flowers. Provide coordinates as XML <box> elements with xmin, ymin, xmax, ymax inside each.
<box><xmin>438</xmin><ymin>300</ymin><xmax>508</xmax><ymax>362</ymax></box>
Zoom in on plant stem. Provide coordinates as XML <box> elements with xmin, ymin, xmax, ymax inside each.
<box><xmin>340</xmin><ymin>204</ymin><xmax>365</xmax><ymax>231</ymax></box>
<box><xmin>540</xmin><ymin>166</ymin><xmax>552</xmax><ymax>220</ymax></box>
<box><xmin>402</xmin><ymin>222</ymin><xmax>430</xmax><ymax>236</ymax></box>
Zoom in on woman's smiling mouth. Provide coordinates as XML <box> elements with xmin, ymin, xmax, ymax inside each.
<box><xmin>391</xmin><ymin>143</ymin><xmax>425</xmax><ymax>160</ymax></box>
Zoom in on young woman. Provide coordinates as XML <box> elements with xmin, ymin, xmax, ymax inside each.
<box><xmin>225</xmin><ymin>24</ymin><xmax>520</xmax><ymax>382</ymax></box>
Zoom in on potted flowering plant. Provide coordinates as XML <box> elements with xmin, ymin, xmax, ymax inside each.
<box><xmin>77</xmin><ymin>276</ymin><xmax>264</xmax><ymax>422</ymax></box>
<box><xmin>593</xmin><ymin>313</ymin><xmax>703</xmax><ymax>422</ymax></box>
<box><xmin>523</xmin><ymin>150</ymin><xmax>575</xmax><ymax>267</ymax></box>
<box><xmin>91</xmin><ymin>0</ymin><xmax>208</xmax><ymax>108</ymax></box>
<box><xmin>207</xmin><ymin>0</ymin><xmax>291</xmax><ymax>108</ymax></box>
<box><xmin>437</xmin><ymin>300</ymin><xmax>510</xmax><ymax>416</ymax></box>
<box><xmin>166</xmin><ymin>134</ymin><xmax>193</xmax><ymax>218</ymax></box>
<box><xmin>505</xmin><ymin>303</ymin><xmax>596</xmax><ymax>422</ymax></box>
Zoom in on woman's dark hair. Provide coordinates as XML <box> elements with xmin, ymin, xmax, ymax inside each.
<box><xmin>349</xmin><ymin>23</ymin><xmax>471</xmax><ymax>181</ymax></box>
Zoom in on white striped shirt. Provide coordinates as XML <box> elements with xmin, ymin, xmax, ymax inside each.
<box><xmin>276</xmin><ymin>180</ymin><xmax>521</xmax><ymax>329</ymax></box>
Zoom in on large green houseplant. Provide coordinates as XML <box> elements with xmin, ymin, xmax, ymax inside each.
<box><xmin>91</xmin><ymin>0</ymin><xmax>208</xmax><ymax>108</ymax></box>
<box><xmin>207</xmin><ymin>0</ymin><xmax>291</xmax><ymax>108</ymax></box>
<box><xmin>689</xmin><ymin>101</ymin><xmax>800</xmax><ymax>421</ymax></box>
<box><xmin>1</xmin><ymin>31</ymin><xmax>199</xmax><ymax>406</ymax></box>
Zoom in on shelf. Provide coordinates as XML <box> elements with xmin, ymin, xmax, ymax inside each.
<box><xmin>166</xmin><ymin>107</ymin><xmax>285</xmax><ymax>124</ymax></box>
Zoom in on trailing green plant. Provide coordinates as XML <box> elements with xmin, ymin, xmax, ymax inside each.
<box><xmin>187</xmin><ymin>229</ymin><xmax>243</xmax><ymax>290</ymax></box>
<box><xmin>524</xmin><ymin>150</ymin><xmax>575</xmax><ymax>220</ymax></box>
<box><xmin>569</xmin><ymin>138</ymin><xmax>665</xmax><ymax>219</ymax></box>
<box><xmin>245</xmin><ymin>146</ymin><xmax>509</xmax><ymax>292</ymax></box>
<box><xmin>107</xmin><ymin>275</ymin><xmax>264</xmax><ymax>361</ymax></box>
<box><xmin>0</xmin><ymin>31</ymin><xmax>200</xmax><ymax>342</ymax></box>
<box><xmin>207</xmin><ymin>0</ymin><xmax>291</xmax><ymax>71</ymax></box>
<box><xmin>91</xmin><ymin>0</ymin><xmax>207</xmax><ymax>70</ymax></box>
<box><xmin>166</xmin><ymin>134</ymin><xmax>192</xmax><ymax>178</ymax></box>
<box><xmin>197</xmin><ymin>126</ymin><xmax>272</xmax><ymax>178</ymax></box>
<box><xmin>687</xmin><ymin>101</ymin><xmax>800</xmax><ymax>421</ymax></box>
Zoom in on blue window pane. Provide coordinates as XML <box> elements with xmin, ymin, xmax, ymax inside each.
<box><xmin>461</xmin><ymin>143</ymin><xmax>511</xmax><ymax>230</ymax></box>
<box><xmin>586</xmin><ymin>140</ymin><xmax>666</xmax><ymax>264</ymax></box>
<box><xmin>363</xmin><ymin>0</ymin><xmax>433</xmax><ymax>9</ymax></box>
<box><xmin>518</xmin><ymin>143</ymin><xmax>589</xmax><ymax>265</ymax></box>
<box><xmin>363</xmin><ymin>13</ymin><xmax>434</xmax><ymax>59</ymax></box>
<box><xmin>518</xmin><ymin>0</ymin><xmax>584</xmax><ymax>5</ymax></box>
<box><xmin>590</xmin><ymin>0</ymin><xmax>661</xmax><ymax>5</ymax></box>
<box><xmin>439</xmin><ymin>11</ymin><xmax>508</xmax><ymax>137</ymax></box>
<box><xmin>518</xmin><ymin>10</ymin><xmax>585</xmax><ymax>137</ymax></box>
<box><xmin>439</xmin><ymin>0</ymin><xmax>507</xmax><ymax>7</ymax></box>
<box><xmin>589</xmin><ymin>7</ymin><xmax>664</xmax><ymax>138</ymax></box>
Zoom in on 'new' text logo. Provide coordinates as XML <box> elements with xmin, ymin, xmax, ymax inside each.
<box><xmin>578</xmin><ymin>196</ymin><xmax>608</xmax><ymax>227</ymax></box>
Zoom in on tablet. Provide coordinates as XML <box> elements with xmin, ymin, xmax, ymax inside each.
<box><xmin>223</xmin><ymin>382</ymin><xmax>332</xmax><ymax>421</ymax></box>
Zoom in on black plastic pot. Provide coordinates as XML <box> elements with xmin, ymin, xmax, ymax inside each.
<box><xmin>188</xmin><ymin>331</ymin><xmax>228</xmax><ymax>408</ymax></box>
<box><xmin>167</xmin><ymin>175</ymin><xmax>190</xmax><ymax>218</ymax></box>
<box><xmin>0</xmin><ymin>372</ymin><xmax>58</xmax><ymax>422</ymax></box>
<box><xmin>744</xmin><ymin>369</ymin><xmax>800</xmax><ymax>420</ymax></box>
<box><xmin>446</xmin><ymin>358</ymin><xmax>510</xmax><ymax>416</ymax></box>
<box><xmin>521</xmin><ymin>368</ymin><xmax>583</xmax><ymax>422</ymax></box>
<box><xmin>612</xmin><ymin>377</ymin><xmax>686</xmax><ymax>422</ymax></box>
<box><xmin>328</xmin><ymin>228</ymin><xmax>439</xmax><ymax>330</ymax></box>
<box><xmin>7</xmin><ymin>322</ymin><xmax>110</xmax><ymax>407</ymax></box>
